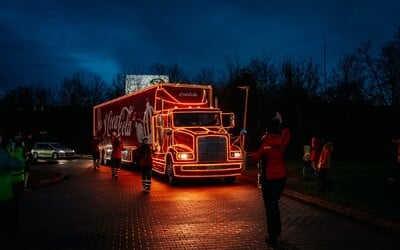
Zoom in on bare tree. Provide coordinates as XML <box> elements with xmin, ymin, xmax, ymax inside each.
<box><xmin>356</xmin><ymin>41</ymin><xmax>388</xmax><ymax>105</ymax></box>
<box><xmin>32</xmin><ymin>84</ymin><xmax>55</xmax><ymax>110</ymax></box>
<box><xmin>223</xmin><ymin>54</ymin><xmax>242</xmax><ymax>83</ymax></box>
<box><xmin>109</xmin><ymin>73</ymin><xmax>125</xmax><ymax>99</ymax></box>
<box><xmin>166</xmin><ymin>64</ymin><xmax>189</xmax><ymax>83</ymax></box>
<box><xmin>58</xmin><ymin>72</ymin><xmax>89</xmax><ymax>107</ymax></box>
<box><xmin>247</xmin><ymin>55</ymin><xmax>279</xmax><ymax>93</ymax></box>
<box><xmin>377</xmin><ymin>28</ymin><xmax>400</xmax><ymax>106</ymax></box>
<box><xmin>88</xmin><ymin>75</ymin><xmax>109</xmax><ymax>106</ymax></box>
<box><xmin>329</xmin><ymin>49</ymin><xmax>368</xmax><ymax>105</ymax></box>
<box><xmin>194</xmin><ymin>67</ymin><xmax>216</xmax><ymax>85</ymax></box>
<box><xmin>302</xmin><ymin>60</ymin><xmax>321</xmax><ymax>102</ymax></box>
<box><xmin>149</xmin><ymin>63</ymin><xmax>168</xmax><ymax>76</ymax></box>
<box><xmin>279</xmin><ymin>58</ymin><xmax>321</xmax><ymax>103</ymax></box>
<box><xmin>246</xmin><ymin>55</ymin><xmax>279</xmax><ymax>129</ymax></box>
<box><xmin>148</xmin><ymin>63</ymin><xmax>189</xmax><ymax>83</ymax></box>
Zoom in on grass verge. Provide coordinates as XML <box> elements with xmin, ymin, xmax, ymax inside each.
<box><xmin>285</xmin><ymin>159</ymin><xmax>400</xmax><ymax>223</ymax></box>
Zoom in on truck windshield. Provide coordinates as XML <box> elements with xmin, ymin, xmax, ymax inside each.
<box><xmin>174</xmin><ymin>113</ymin><xmax>220</xmax><ymax>127</ymax></box>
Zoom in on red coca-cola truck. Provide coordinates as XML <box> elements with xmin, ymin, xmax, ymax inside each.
<box><xmin>93</xmin><ymin>83</ymin><xmax>243</xmax><ymax>184</ymax></box>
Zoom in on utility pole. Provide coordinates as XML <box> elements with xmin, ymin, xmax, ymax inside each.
<box><xmin>238</xmin><ymin>86</ymin><xmax>249</xmax><ymax>170</ymax></box>
<box><xmin>324</xmin><ymin>32</ymin><xmax>327</xmax><ymax>101</ymax></box>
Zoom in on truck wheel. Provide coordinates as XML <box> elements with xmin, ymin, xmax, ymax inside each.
<box><xmin>166</xmin><ymin>158</ymin><xmax>176</xmax><ymax>185</ymax></box>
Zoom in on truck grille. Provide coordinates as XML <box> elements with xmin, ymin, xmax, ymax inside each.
<box><xmin>198</xmin><ymin>136</ymin><xmax>227</xmax><ymax>163</ymax></box>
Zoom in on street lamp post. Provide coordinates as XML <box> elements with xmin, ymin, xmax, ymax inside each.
<box><xmin>238</xmin><ymin>86</ymin><xmax>249</xmax><ymax>170</ymax></box>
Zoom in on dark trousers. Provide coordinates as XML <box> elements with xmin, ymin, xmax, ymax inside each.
<box><xmin>141</xmin><ymin>166</ymin><xmax>152</xmax><ymax>190</ymax></box>
<box><xmin>261</xmin><ymin>177</ymin><xmax>286</xmax><ymax>239</ymax></box>
<box><xmin>302</xmin><ymin>160</ymin><xmax>312</xmax><ymax>180</ymax></box>
<box><xmin>0</xmin><ymin>199</ymin><xmax>14</xmax><ymax>240</ymax></box>
<box><xmin>111</xmin><ymin>158</ymin><xmax>121</xmax><ymax>177</ymax></box>
<box><xmin>318</xmin><ymin>168</ymin><xmax>330</xmax><ymax>191</ymax></box>
<box><xmin>1</xmin><ymin>181</ymin><xmax>23</xmax><ymax>239</ymax></box>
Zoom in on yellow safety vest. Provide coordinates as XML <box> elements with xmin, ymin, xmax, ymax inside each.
<box><xmin>0</xmin><ymin>172</ymin><xmax>13</xmax><ymax>201</ymax></box>
<box><xmin>7</xmin><ymin>146</ymin><xmax>25</xmax><ymax>185</ymax></box>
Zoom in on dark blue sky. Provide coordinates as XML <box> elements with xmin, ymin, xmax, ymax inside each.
<box><xmin>1</xmin><ymin>0</ymin><xmax>399</xmax><ymax>90</ymax></box>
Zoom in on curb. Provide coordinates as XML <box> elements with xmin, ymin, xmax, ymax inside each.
<box><xmin>239</xmin><ymin>170</ymin><xmax>400</xmax><ymax>234</ymax></box>
<box><xmin>283</xmin><ymin>189</ymin><xmax>400</xmax><ymax>234</ymax></box>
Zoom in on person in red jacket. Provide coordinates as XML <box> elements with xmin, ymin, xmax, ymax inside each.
<box><xmin>317</xmin><ymin>141</ymin><xmax>334</xmax><ymax>192</ymax></box>
<box><xmin>390</xmin><ymin>136</ymin><xmax>400</xmax><ymax>181</ymax></box>
<box><xmin>310</xmin><ymin>136</ymin><xmax>321</xmax><ymax>174</ymax></box>
<box><xmin>251</xmin><ymin>116</ymin><xmax>290</xmax><ymax>248</ymax></box>
<box><xmin>111</xmin><ymin>133</ymin><xmax>124</xmax><ymax>179</ymax></box>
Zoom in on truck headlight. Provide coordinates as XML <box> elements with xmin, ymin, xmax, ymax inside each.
<box><xmin>231</xmin><ymin>152</ymin><xmax>242</xmax><ymax>158</ymax></box>
<box><xmin>177</xmin><ymin>152</ymin><xmax>193</xmax><ymax>160</ymax></box>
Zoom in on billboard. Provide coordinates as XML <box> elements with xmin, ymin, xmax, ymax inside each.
<box><xmin>125</xmin><ymin>75</ymin><xmax>169</xmax><ymax>94</ymax></box>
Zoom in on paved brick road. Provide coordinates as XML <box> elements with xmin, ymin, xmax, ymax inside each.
<box><xmin>5</xmin><ymin>159</ymin><xmax>400</xmax><ymax>250</ymax></box>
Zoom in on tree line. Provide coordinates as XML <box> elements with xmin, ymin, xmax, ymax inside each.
<box><xmin>1</xmin><ymin>28</ymin><xmax>400</xmax><ymax>162</ymax></box>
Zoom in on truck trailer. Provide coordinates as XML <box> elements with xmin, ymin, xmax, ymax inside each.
<box><xmin>93</xmin><ymin>82</ymin><xmax>243</xmax><ymax>184</ymax></box>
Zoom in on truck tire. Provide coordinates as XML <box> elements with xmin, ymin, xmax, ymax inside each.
<box><xmin>166</xmin><ymin>157</ymin><xmax>176</xmax><ymax>185</ymax></box>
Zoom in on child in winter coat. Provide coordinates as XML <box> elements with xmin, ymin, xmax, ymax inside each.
<box><xmin>302</xmin><ymin>145</ymin><xmax>311</xmax><ymax>181</ymax></box>
<box><xmin>317</xmin><ymin>141</ymin><xmax>334</xmax><ymax>192</ymax></box>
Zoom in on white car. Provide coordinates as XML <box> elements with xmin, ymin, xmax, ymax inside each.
<box><xmin>31</xmin><ymin>142</ymin><xmax>75</xmax><ymax>161</ymax></box>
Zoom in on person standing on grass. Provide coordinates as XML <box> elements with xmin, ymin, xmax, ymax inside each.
<box><xmin>390</xmin><ymin>136</ymin><xmax>400</xmax><ymax>182</ymax></box>
<box><xmin>310</xmin><ymin>136</ymin><xmax>321</xmax><ymax>174</ymax></box>
<box><xmin>317</xmin><ymin>141</ymin><xmax>334</xmax><ymax>192</ymax></box>
<box><xmin>110</xmin><ymin>133</ymin><xmax>124</xmax><ymax>179</ymax></box>
<box><xmin>302</xmin><ymin>145</ymin><xmax>312</xmax><ymax>181</ymax></box>
<box><xmin>251</xmin><ymin>116</ymin><xmax>291</xmax><ymax>248</ymax></box>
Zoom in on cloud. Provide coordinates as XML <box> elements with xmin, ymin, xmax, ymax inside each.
<box><xmin>1</xmin><ymin>0</ymin><xmax>399</xmax><ymax>89</ymax></box>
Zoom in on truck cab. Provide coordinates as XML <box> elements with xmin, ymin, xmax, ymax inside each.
<box><xmin>151</xmin><ymin>108</ymin><xmax>242</xmax><ymax>184</ymax></box>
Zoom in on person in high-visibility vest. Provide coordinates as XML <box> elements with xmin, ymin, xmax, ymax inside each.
<box><xmin>6</xmin><ymin>134</ymin><xmax>26</xmax><ymax>238</ymax></box>
<box><xmin>0</xmin><ymin>130</ymin><xmax>24</xmax><ymax>240</ymax></box>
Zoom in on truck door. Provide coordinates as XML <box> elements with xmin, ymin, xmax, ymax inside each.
<box><xmin>154</xmin><ymin>114</ymin><xmax>168</xmax><ymax>153</ymax></box>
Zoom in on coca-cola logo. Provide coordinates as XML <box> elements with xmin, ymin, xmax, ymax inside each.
<box><xmin>103</xmin><ymin>106</ymin><xmax>133</xmax><ymax>137</ymax></box>
<box><xmin>179</xmin><ymin>92</ymin><xmax>198</xmax><ymax>97</ymax></box>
